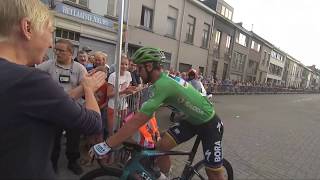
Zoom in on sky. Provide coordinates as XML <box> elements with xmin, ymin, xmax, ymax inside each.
<box><xmin>225</xmin><ymin>0</ymin><xmax>320</xmax><ymax>68</ymax></box>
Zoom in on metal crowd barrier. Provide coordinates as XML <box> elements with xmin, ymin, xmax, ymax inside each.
<box><xmin>114</xmin><ymin>86</ymin><xmax>150</xmax><ymax>130</ymax></box>
<box><xmin>203</xmin><ymin>83</ymin><xmax>320</xmax><ymax>95</ymax></box>
<box><xmin>110</xmin><ymin>86</ymin><xmax>151</xmax><ymax>165</ymax></box>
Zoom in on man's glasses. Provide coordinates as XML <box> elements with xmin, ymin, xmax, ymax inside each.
<box><xmin>54</xmin><ymin>48</ymin><xmax>67</xmax><ymax>53</ymax></box>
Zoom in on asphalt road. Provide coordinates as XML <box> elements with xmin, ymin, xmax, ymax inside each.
<box><xmin>58</xmin><ymin>94</ymin><xmax>320</xmax><ymax>179</ymax></box>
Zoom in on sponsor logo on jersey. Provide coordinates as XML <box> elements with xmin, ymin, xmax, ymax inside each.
<box><xmin>177</xmin><ymin>97</ymin><xmax>205</xmax><ymax>115</ymax></box>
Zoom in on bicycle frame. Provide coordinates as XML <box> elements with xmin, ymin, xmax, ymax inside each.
<box><xmin>119</xmin><ymin>136</ymin><xmax>202</xmax><ymax>180</ymax></box>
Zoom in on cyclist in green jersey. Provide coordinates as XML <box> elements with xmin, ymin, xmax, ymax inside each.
<box><xmin>91</xmin><ymin>47</ymin><xmax>225</xmax><ymax>180</ymax></box>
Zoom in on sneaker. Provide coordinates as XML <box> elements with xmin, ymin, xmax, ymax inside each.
<box><xmin>67</xmin><ymin>161</ymin><xmax>83</xmax><ymax>175</ymax></box>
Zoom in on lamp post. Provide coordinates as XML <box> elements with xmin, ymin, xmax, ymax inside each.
<box><xmin>113</xmin><ymin>0</ymin><xmax>125</xmax><ymax>134</ymax></box>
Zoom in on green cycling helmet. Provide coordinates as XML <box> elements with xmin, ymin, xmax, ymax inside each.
<box><xmin>131</xmin><ymin>47</ymin><xmax>166</xmax><ymax>64</ymax></box>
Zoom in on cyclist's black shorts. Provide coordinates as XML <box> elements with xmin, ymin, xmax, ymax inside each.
<box><xmin>167</xmin><ymin>114</ymin><xmax>224</xmax><ymax>168</ymax></box>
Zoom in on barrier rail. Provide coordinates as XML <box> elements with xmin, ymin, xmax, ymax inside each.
<box><xmin>111</xmin><ymin>86</ymin><xmax>150</xmax><ymax>130</ymax></box>
<box><xmin>203</xmin><ymin>83</ymin><xmax>320</xmax><ymax>95</ymax></box>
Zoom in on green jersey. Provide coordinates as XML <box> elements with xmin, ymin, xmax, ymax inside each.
<box><xmin>139</xmin><ymin>73</ymin><xmax>215</xmax><ymax>125</ymax></box>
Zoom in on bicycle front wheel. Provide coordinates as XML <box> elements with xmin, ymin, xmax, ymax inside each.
<box><xmin>80</xmin><ymin>166</ymin><xmax>123</xmax><ymax>180</ymax></box>
<box><xmin>187</xmin><ymin>159</ymin><xmax>233</xmax><ymax>180</ymax></box>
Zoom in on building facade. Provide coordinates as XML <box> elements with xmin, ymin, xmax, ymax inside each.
<box><xmin>283</xmin><ymin>55</ymin><xmax>303</xmax><ymax>88</ymax></box>
<box><xmin>40</xmin><ymin>0</ymin><xmax>320</xmax><ymax>87</ymax></box>
<box><xmin>43</xmin><ymin>0</ymin><xmax>119</xmax><ymax>63</ymax></box>
<box><xmin>254</xmin><ymin>34</ymin><xmax>272</xmax><ymax>84</ymax></box>
<box><xmin>266</xmin><ymin>49</ymin><xmax>286</xmax><ymax>85</ymax></box>
<box><xmin>209</xmin><ymin>14</ymin><xmax>234</xmax><ymax>80</ymax></box>
<box><xmin>246</xmin><ymin>35</ymin><xmax>262</xmax><ymax>82</ymax></box>
<box><xmin>126</xmin><ymin>0</ymin><xmax>214</xmax><ymax>74</ymax></box>
<box><xmin>229</xmin><ymin>23</ymin><xmax>251</xmax><ymax>81</ymax></box>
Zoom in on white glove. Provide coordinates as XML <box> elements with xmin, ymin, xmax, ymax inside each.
<box><xmin>89</xmin><ymin>141</ymin><xmax>112</xmax><ymax>159</ymax></box>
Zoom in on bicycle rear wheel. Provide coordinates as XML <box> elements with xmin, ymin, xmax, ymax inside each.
<box><xmin>80</xmin><ymin>166</ymin><xmax>122</xmax><ymax>180</ymax></box>
<box><xmin>187</xmin><ymin>159</ymin><xmax>233</xmax><ymax>180</ymax></box>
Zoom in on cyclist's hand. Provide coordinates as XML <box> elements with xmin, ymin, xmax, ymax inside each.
<box><xmin>89</xmin><ymin>141</ymin><xmax>112</xmax><ymax>159</ymax></box>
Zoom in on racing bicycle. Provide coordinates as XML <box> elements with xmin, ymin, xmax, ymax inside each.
<box><xmin>81</xmin><ymin>135</ymin><xmax>233</xmax><ymax>180</ymax></box>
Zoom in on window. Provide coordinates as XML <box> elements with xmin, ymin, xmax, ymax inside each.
<box><xmin>201</xmin><ymin>23</ymin><xmax>210</xmax><ymax>48</ymax></box>
<box><xmin>166</xmin><ymin>6</ymin><xmax>178</xmax><ymax>37</ymax></box>
<box><xmin>232</xmin><ymin>51</ymin><xmax>246</xmax><ymax>72</ymax></box>
<box><xmin>251</xmin><ymin>40</ymin><xmax>261</xmax><ymax>52</ymax></box>
<box><xmin>247</xmin><ymin>60</ymin><xmax>258</xmax><ymax>74</ymax></box>
<box><xmin>268</xmin><ymin>63</ymin><xmax>283</xmax><ymax>76</ymax></box>
<box><xmin>225</xmin><ymin>9</ymin><xmax>229</xmax><ymax>19</ymax></box>
<box><xmin>199</xmin><ymin>67</ymin><xmax>204</xmax><ymax>74</ymax></box>
<box><xmin>214</xmin><ymin>30</ymin><xmax>221</xmax><ymax>45</ymax></box>
<box><xmin>267</xmin><ymin>53</ymin><xmax>271</xmax><ymax>65</ymax></box>
<box><xmin>226</xmin><ymin>35</ymin><xmax>232</xmax><ymax>52</ymax></box>
<box><xmin>185</xmin><ymin>15</ymin><xmax>196</xmax><ymax>43</ymax></box>
<box><xmin>220</xmin><ymin>6</ymin><xmax>232</xmax><ymax>20</ymax></box>
<box><xmin>179</xmin><ymin>63</ymin><xmax>192</xmax><ymax>73</ymax></box>
<box><xmin>55</xmin><ymin>28</ymin><xmax>80</xmax><ymax>41</ymax></box>
<box><xmin>221</xmin><ymin>6</ymin><xmax>226</xmax><ymax>16</ymax></box>
<box><xmin>236</xmin><ymin>32</ymin><xmax>247</xmax><ymax>47</ymax></box>
<box><xmin>257</xmin><ymin>44</ymin><xmax>261</xmax><ymax>52</ymax></box>
<box><xmin>141</xmin><ymin>6</ymin><xmax>153</xmax><ymax>30</ymax></box>
<box><xmin>79</xmin><ymin>0</ymin><xmax>88</xmax><ymax>6</ymax></box>
<box><xmin>262</xmin><ymin>51</ymin><xmax>267</xmax><ymax>65</ymax></box>
<box><xmin>271</xmin><ymin>51</ymin><xmax>284</xmax><ymax>61</ymax></box>
<box><xmin>162</xmin><ymin>52</ymin><xmax>172</xmax><ymax>70</ymax></box>
<box><xmin>166</xmin><ymin>17</ymin><xmax>176</xmax><ymax>37</ymax></box>
<box><xmin>228</xmin><ymin>11</ymin><xmax>232</xmax><ymax>20</ymax></box>
<box><xmin>67</xmin><ymin>0</ymin><xmax>88</xmax><ymax>7</ymax></box>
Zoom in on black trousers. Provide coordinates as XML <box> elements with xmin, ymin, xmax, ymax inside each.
<box><xmin>51</xmin><ymin>128</ymin><xmax>81</xmax><ymax>166</ymax></box>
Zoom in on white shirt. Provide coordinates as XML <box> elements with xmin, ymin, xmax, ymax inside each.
<box><xmin>37</xmin><ymin>60</ymin><xmax>87</xmax><ymax>92</ymax></box>
<box><xmin>108</xmin><ymin>71</ymin><xmax>132</xmax><ymax>109</ymax></box>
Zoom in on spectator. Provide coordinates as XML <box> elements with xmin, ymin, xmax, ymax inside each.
<box><xmin>88</xmin><ymin>54</ymin><xmax>95</xmax><ymax>64</ymax></box>
<box><xmin>94</xmin><ymin>51</ymin><xmax>109</xmax><ymax>72</ymax></box>
<box><xmin>169</xmin><ymin>67</ymin><xmax>175</xmax><ymax>76</ymax></box>
<box><xmin>92</xmin><ymin>52</ymin><xmax>109</xmax><ymax>137</ymax></box>
<box><xmin>81</xmin><ymin>65</ymin><xmax>109</xmax><ymax>166</ymax></box>
<box><xmin>82</xmin><ymin>46</ymin><xmax>92</xmax><ymax>54</ymax></box>
<box><xmin>74</xmin><ymin>46</ymin><xmax>92</xmax><ymax>62</ymax></box>
<box><xmin>37</xmin><ymin>39</ymin><xmax>89</xmax><ymax>175</ymax></box>
<box><xmin>107</xmin><ymin>55</ymin><xmax>135</xmax><ymax>136</ymax></box>
<box><xmin>129</xmin><ymin>58</ymin><xmax>141</xmax><ymax>87</ymax></box>
<box><xmin>181</xmin><ymin>72</ymin><xmax>187</xmax><ymax>81</ymax></box>
<box><xmin>0</xmin><ymin>0</ymin><xmax>105</xmax><ymax>179</ymax></box>
<box><xmin>175</xmin><ymin>71</ymin><xmax>181</xmax><ymax>77</ymax></box>
<box><xmin>78</xmin><ymin>50</ymin><xmax>94</xmax><ymax>71</ymax></box>
<box><xmin>198</xmin><ymin>72</ymin><xmax>204</xmax><ymax>81</ymax></box>
<box><xmin>187</xmin><ymin>69</ymin><xmax>207</xmax><ymax>96</ymax></box>
<box><xmin>108</xmin><ymin>63</ymin><xmax>116</xmax><ymax>74</ymax></box>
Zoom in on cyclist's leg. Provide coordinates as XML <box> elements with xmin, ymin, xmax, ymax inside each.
<box><xmin>197</xmin><ymin>114</ymin><xmax>224</xmax><ymax>180</ymax></box>
<box><xmin>156</xmin><ymin>121</ymin><xmax>195</xmax><ymax>174</ymax></box>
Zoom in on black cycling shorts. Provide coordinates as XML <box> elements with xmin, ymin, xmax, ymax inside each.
<box><xmin>167</xmin><ymin>115</ymin><xmax>224</xmax><ymax>168</ymax></box>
